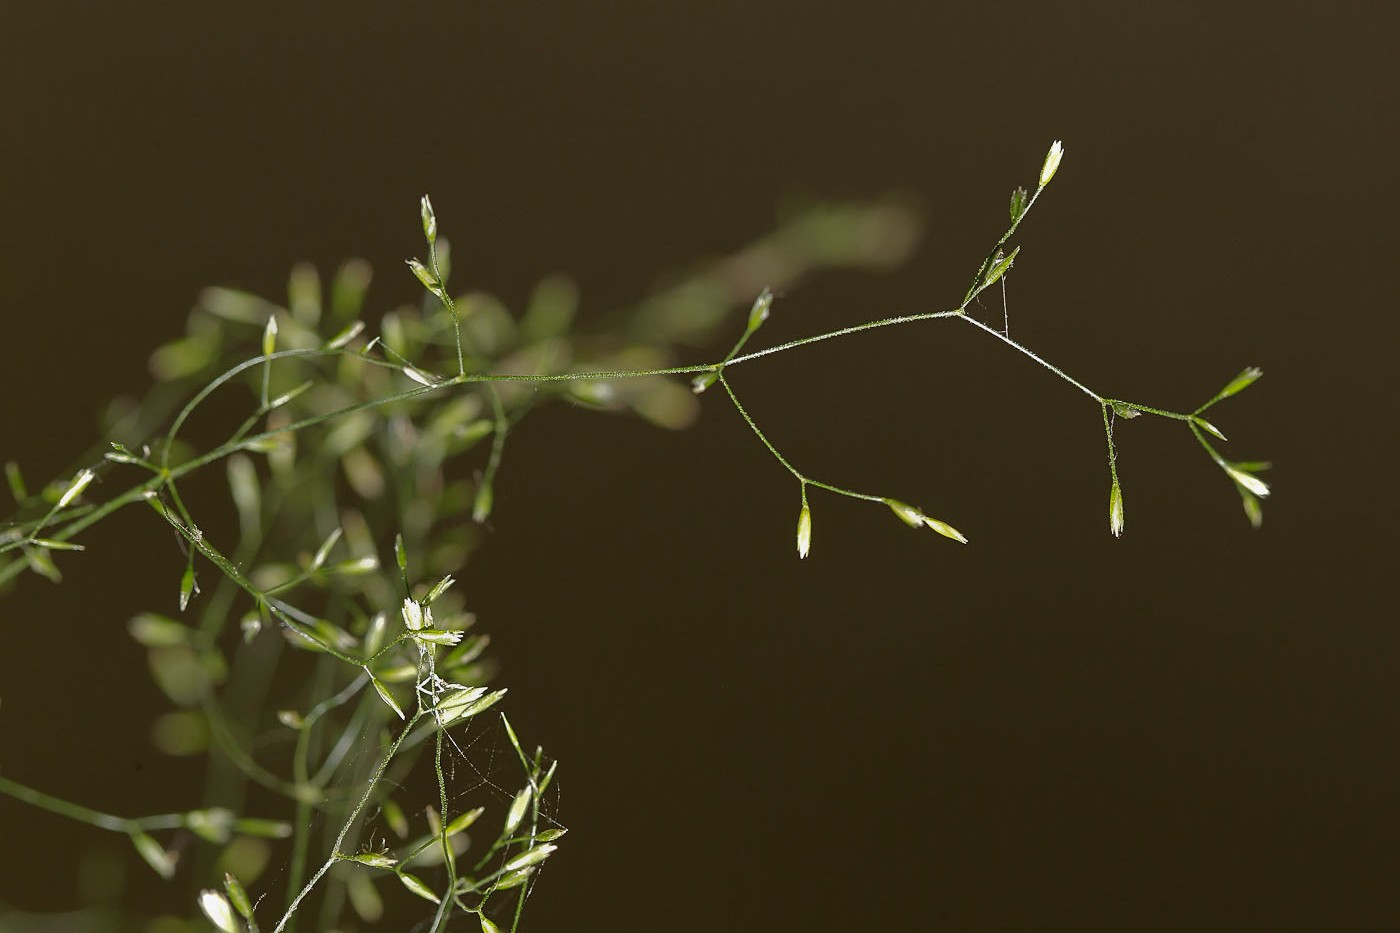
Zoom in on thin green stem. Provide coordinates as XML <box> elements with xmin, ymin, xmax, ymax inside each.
<box><xmin>0</xmin><ymin>774</ymin><xmax>183</xmax><ymax>834</ymax></box>
<box><xmin>1104</xmin><ymin>399</ymin><xmax>1193</xmax><ymax>421</ymax></box>
<box><xmin>428</xmin><ymin>239</ymin><xmax>465</xmax><ymax>377</ymax></box>
<box><xmin>717</xmin><ymin>373</ymin><xmax>896</xmax><ymax>505</ymax></box>
<box><xmin>1102</xmin><ymin>403</ymin><xmax>1120</xmax><ymax>488</ymax></box>
<box><xmin>477</xmin><ymin>386</ymin><xmax>508</xmax><ymax>522</ymax></box>
<box><xmin>961</xmin><ymin>183</ymin><xmax>1046</xmax><ymax>306</ymax></box>
<box><xmin>717</xmin><ymin>371</ymin><xmax>802</xmax><ymax>482</ymax></box>
<box><xmin>428</xmin><ymin>725</ymin><xmax>457</xmax><ymax>933</ymax></box>
<box><xmin>1188</xmin><ymin>420</ymin><xmax>1227</xmax><ymax>467</ymax></box>
<box><xmin>274</xmin><ymin>712</ymin><xmax>423</xmax><ymax>933</ymax></box>
<box><xmin>724</xmin><ymin>309</ymin><xmax>963</xmax><ymax>368</ymax></box>
<box><xmin>262</xmin><ymin>343</ymin><xmax>273</xmax><ymax>410</ymax></box>
<box><xmin>957</xmin><ymin>313</ymin><xmax>1103</xmax><ymax>402</ymax></box>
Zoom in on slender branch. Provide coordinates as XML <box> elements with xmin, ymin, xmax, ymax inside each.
<box><xmin>956</xmin><ymin>313</ymin><xmax>1103</xmax><ymax>402</ymax></box>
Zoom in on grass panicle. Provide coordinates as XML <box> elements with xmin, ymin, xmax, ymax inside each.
<box><xmin>0</xmin><ymin>141</ymin><xmax>1267</xmax><ymax>930</ymax></box>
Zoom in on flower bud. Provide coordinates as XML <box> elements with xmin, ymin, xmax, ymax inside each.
<box><xmin>746</xmin><ymin>289</ymin><xmax>774</xmax><ymax>333</ymax></box>
<box><xmin>401</xmin><ymin>597</ymin><xmax>424</xmax><ymax>631</ymax></box>
<box><xmin>1217</xmin><ymin>366</ymin><xmax>1263</xmax><ymax>400</ymax></box>
<box><xmin>420</xmin><ymin>194</ymin><xmax>437</xmax><ymax>244</ymax></box>
<box><xmin>1109</xmin><ymin>480</ymin><xmax>1124</xmax><ymax>537</ymax></box>
<box><xmin>262</xmin><ymin>313</ymin><xmax>278</xmax><ymax>358</ymax></box>
<box><xmin>198</xmin><ymin>889</ymin><xmax>240</xmax><ymax>933</ymax></box>
<box><xmin>1192</xmin><ymin>416</ymin><xmax>1227</xmax><ymax>440</ymax></box>
<box><xmin>796</xmin><ymin>504</ymin><xmax>812</xmax><ymax>559</ymax></box>
<box><xmin>58</xmin><ymin>469</ymin><xmax>95</xmax><ymax>509</ymax></box>
<box><xmin>1039</xmin><ymin>139</ymin><xmax>1064</xmax><ymax>187</ymax></box>
<box><xmin>883</xmin><ymin>498</ymin><xmax>924</xmax><ymax>528</ymax></box>
<box><xmin>1225</xmin><ymin>465</ymin><xmax>1270</xmax><ymax>498</ymax></box>
<box><xmin>406</xmin><ymin>258</ymin><xmax>439</xmax><ymax>294</ymax></box>
<box><xmin>883</xmin><ymin>498</ymin><xmax>966</xmax><ymax>542</ymax></box>
<box><xmin>923</xmin><ymin>516</ymin><xmax>968</xmax><ymax>544</ymax></box>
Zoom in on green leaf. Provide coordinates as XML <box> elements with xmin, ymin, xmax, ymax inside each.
<box><xmin>479</xmin><ymin>914</ymin><xmax>503</xmax><ymax>933</ymax></box>
<box><xmin>1110</xmin><ymin>401</ymin><xmax>1142</xmax><ymax>419</ymax></box>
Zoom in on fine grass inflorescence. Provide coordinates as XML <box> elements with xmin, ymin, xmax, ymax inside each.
<box><xmin>0</xmin><ymin>141</ymin><xmax>1268</xmax><ymax>931</ymax></box>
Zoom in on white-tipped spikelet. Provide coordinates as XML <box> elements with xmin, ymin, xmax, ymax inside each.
<box><xmin>262</xmin><ymin>314</ymin><xmax>278</xmax><ymax>358</ymax></box>
<box><xmin>58</xmin><ymin>469</ymin><xmax>95</xmax><ymax>509</ymax></box>
<box><xmin>1039</xmin><ymin>140</ymin><xmax>1065</xmax><ymax>188</ymax></box>
<box><xmin>420</xmin><ymin>194</ymin><xmax>437</xmax><ymax>244</ymax></box>
<box><xmin>1226</xmin><ymin>466</ymin><xmax>1270</xmax><ymax>498</ymax></box>
<box><xmin>402</xmin><ymin>597</ymin><xmax>425</xmax><ymax>631</ymax></box>
<box><xmin>198</xmin><ymin>889</ymin><xmax>241</xmax><ymax>933</ymax></box>
<box><xmin>883</xmin><ymin>498</ymin><xmax>968</xmax><ymax>543</ymax></box>
<box><xmin>1109</xmin><ymin>481</ymin><xmax>1124</xmax><ymax>537</ymax></box>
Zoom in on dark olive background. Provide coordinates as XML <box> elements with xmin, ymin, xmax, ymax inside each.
<box><xmin>1</xmin><ymin>3</ymin><xmax>1395</xmax><ymax>931</ymax></box>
